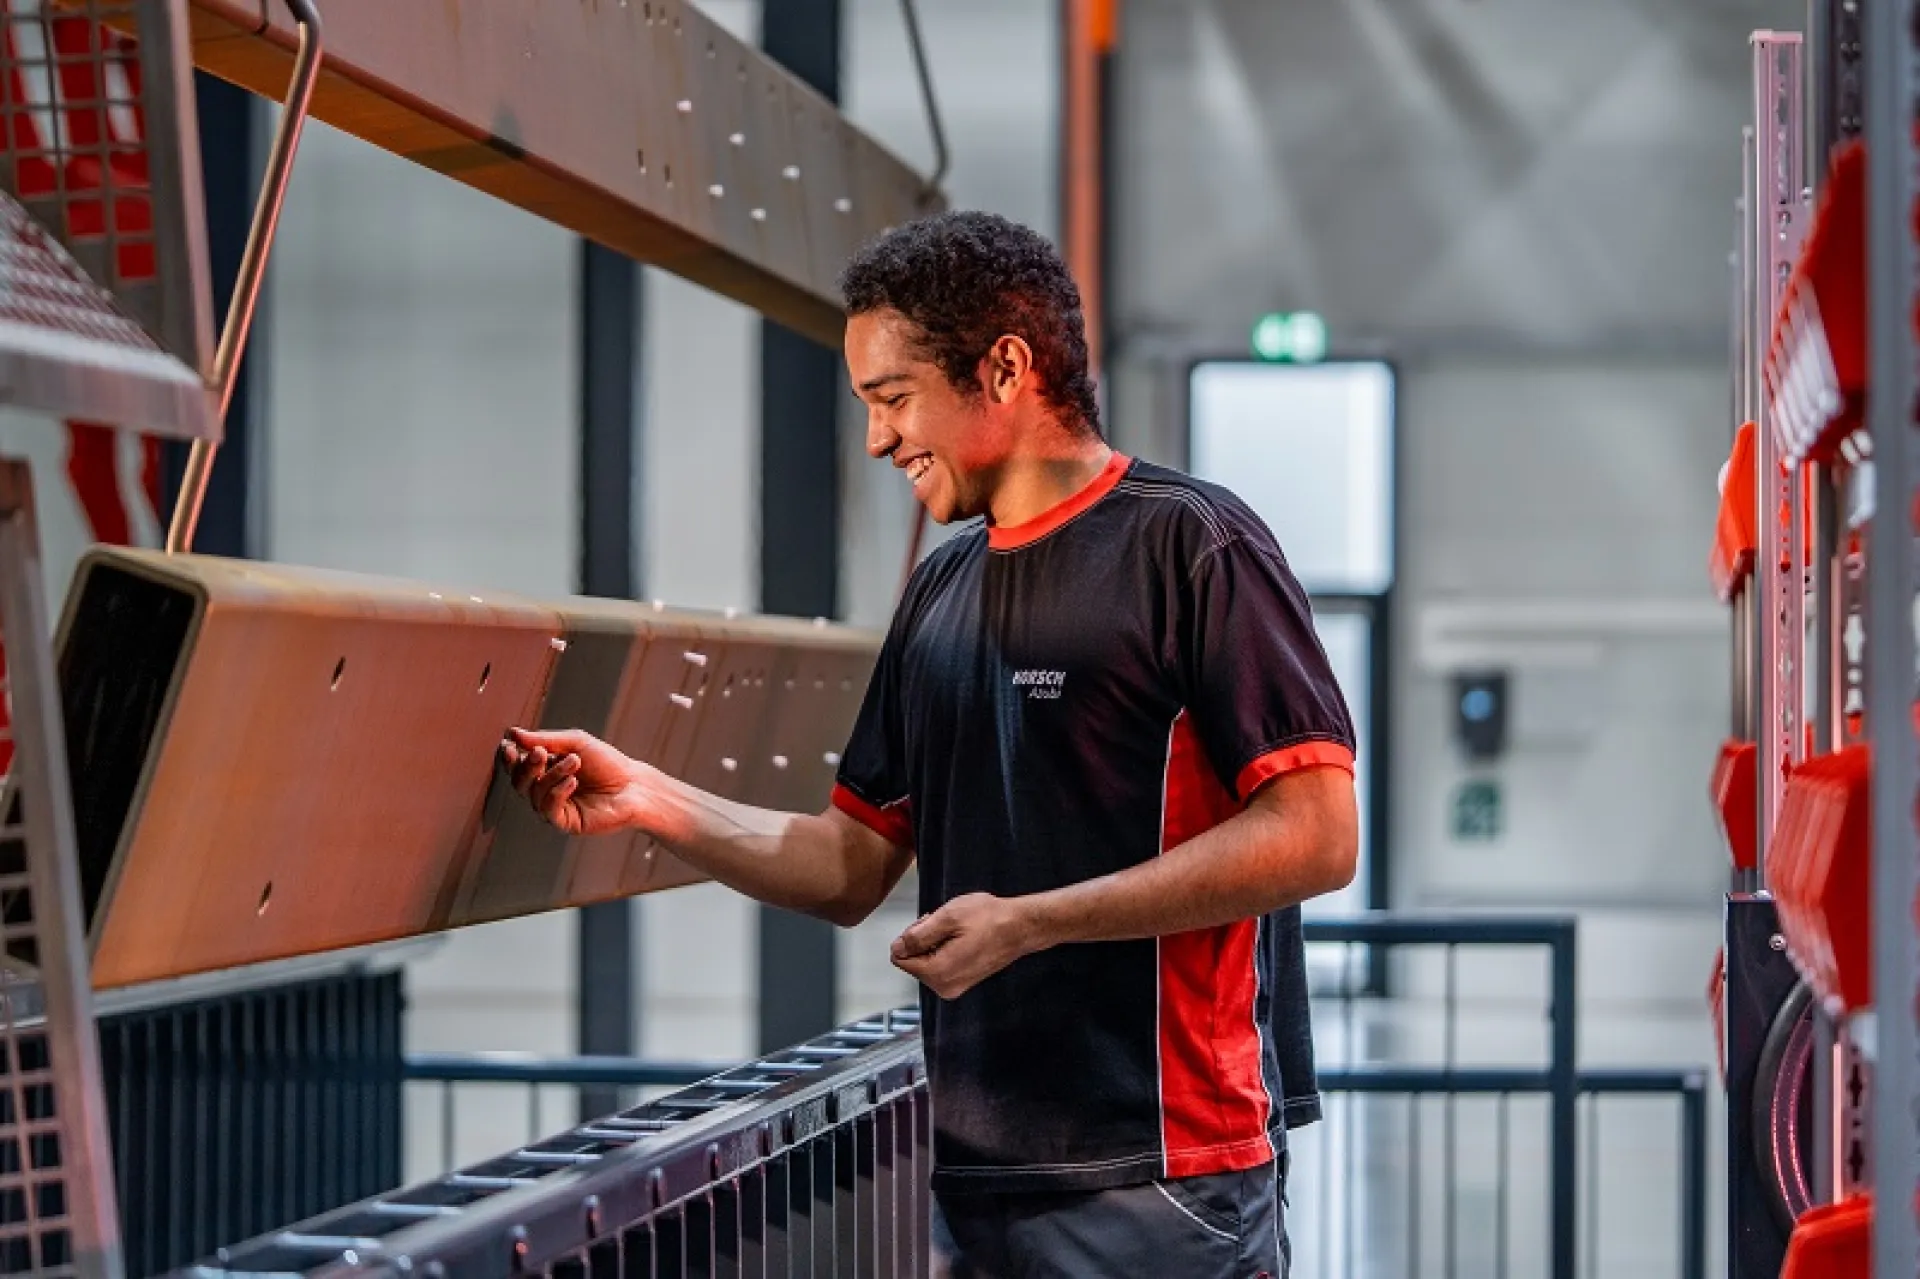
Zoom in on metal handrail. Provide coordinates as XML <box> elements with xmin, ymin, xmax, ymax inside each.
<box><xmin>1305</xmin><ymin>909</ymin><xmax>1580</xmax><ymax>1276</ymax></box>
<box><xmin>404</xmin><ymin>1053</ymin><xmax>726</xmax><ymax>1089</ymax></box>
<box><xmin>1303</xmin><ymin>911</ymin><xmax>1578</xmax><ymax>946</ymax></box>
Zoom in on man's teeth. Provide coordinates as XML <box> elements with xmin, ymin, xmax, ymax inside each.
<box><xmin>908</xmin><ymin>457</ymin><xmax>932</xmax><ymax>482</ymax></box>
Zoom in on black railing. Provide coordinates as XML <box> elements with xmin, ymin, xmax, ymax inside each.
<box><xmin>1303</xmin><ymin>914</ymin><xmax>1580</xmax><ymax>1278</ymax></box>
<box><xmin>1581</xmin><ymin>1068</ymin><xmax>1710</xmax><ymax>1279</ymax></box>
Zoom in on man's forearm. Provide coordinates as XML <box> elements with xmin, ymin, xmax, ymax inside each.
<box><xmin>632</xmin><ymin>765</ymin><xmax>898</xmax><ymax>926</ymax></box>
<box><xmin>1019</xmin><ymin>796</ymin><xmax>1352</xmax><ymax>948</ymax></box>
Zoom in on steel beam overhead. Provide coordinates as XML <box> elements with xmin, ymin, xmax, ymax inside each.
<box><xmin>176</xmin><ymin>0</ymin><xmax>941</xmax><ymax>344</ymax></box>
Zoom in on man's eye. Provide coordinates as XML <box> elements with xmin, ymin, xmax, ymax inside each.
<box><xmin>884</xmin><ymin>394</ymin><xmax>907</xmax><ymax>408</ymax></box>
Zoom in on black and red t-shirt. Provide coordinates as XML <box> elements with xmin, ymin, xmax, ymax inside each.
<box><xmin>832</xmin><ymin>453</ymin><xmax>1356</xmax><ymax>1195</ymax></box>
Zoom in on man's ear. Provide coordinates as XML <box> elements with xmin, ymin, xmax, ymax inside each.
<box><xmin>981</xmin><ymin>335</ymin><xmax>1035</xmax><ymax>405</ymax></box>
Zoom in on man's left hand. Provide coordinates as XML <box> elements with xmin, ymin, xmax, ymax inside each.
<box><xmin>891</xmin><ymin>893</ymin><xmax>1044</xmax><ymax>1000</ymax></box>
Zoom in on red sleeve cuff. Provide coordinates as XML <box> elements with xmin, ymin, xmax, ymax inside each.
<box><xmin>1235</xmin><ymin>741</ymin><xmax>1356</xmax><ymax>801</ymax></box>
<box><xmin>831</xmin><ymin>783</ymin><xmax>914</xmax><ymax>849</ymax></box>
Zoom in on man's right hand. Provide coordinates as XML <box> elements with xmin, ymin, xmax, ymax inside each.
<box><xmin>500</xmin><ymin>728</ymin><xmax>648</xmax><ymax>837</ymax></box>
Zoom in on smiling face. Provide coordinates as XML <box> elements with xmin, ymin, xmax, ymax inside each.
<box><xmin>847</xmin><ymin>307</ymin><xmax>1023</xmax><ymax>524</ymax></box>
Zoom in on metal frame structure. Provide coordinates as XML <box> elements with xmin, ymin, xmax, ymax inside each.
<box><xmin>1864</xmin><ymin>0</ymin><xmax>1918</xmax><ymax>1272</ymax></box>
<box><xmin>1751</xmin><ymin>32</ymin><xmax>1808</xmax><ymax>850</ymax></box>
<box><xmin>1713</xmin><ymin>3</ymin><xmax>1919</xmax><ymax>1275</ymax></box>
<box><xmin>0</xmin><ymin>462</ymin><xmax>122</xmax><ymax>1278</ymax></box>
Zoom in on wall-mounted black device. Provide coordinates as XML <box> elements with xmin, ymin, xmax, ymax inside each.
<box><xmin>1452</xmin><ymin>670</ymin><xmax>1509</xmax><ymax>761</ymax></box>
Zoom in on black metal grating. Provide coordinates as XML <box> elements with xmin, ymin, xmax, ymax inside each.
<box><xmin>184</xmin><ymin>1010</ymin><xmax>931</xmax><ymax>1278</ymax></box>
<box><xmin>0</xmin><ymin>996</ymin><xmax>76</xmax><ymax>1277</ymax></box>
<box><xmin>99</xmin><ymin>969</ymin><xmax>404</xmax><ymax>1278</ymax></box>
<box><xmin>0</xmin><ymin>719</ymin><xmax>81</xmax><ymax>1276</ymax></box>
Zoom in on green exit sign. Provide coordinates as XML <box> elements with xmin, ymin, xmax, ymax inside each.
<box><xmin>1251</xmin><ymin>311</ymin><xmax>1328</xmax><ymax>363</ymax></box>
<box><xmin>1451</xmin><ymin>780</ymin><xmax>1503</xmax><ymax>843</ymax></box>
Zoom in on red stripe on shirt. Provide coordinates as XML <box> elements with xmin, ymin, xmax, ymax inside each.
<box><xmin>831</xmin><ymin>783</ymin><xmax>914</xmax><ymax>849</ymax></box>
<box><xmin>987</xmin><ymin>452</ymin><xmax>1131</xmax><ymax>550</ymax></box>
<box><xmin>1236</xmin><ymin>739</ymin><xmax>1355</xmax><ymax>802</ymax></box>
<box><xmin>1157</xmin><ymin>711</ymin><xmax>1276</xmax><ymax>1177</ymax></box>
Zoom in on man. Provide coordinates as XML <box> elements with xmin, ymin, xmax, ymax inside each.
<box><xmin>502</xmin><ymin>210</ymin><xmax>1358</xmax><ymax>1277</ymax></box>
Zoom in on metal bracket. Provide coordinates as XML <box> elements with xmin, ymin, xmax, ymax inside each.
<box><xmin>1752</xmin><ymin>31</ymin><xmax>1807</xmax><ymax>861</ymax></box>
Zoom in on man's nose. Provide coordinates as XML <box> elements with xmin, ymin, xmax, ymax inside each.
<box><xmin>866</xmin><ymin>415</ymin><xmax>900</xmax><ymax>459</ymax></box>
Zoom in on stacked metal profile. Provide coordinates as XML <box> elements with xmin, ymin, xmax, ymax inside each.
<box><xmin>171</xmin><ymin>1011</ymin><xmax>931</xmax><ymax>1278</ymax></box>
<box><xmin>1707</xmin><ymin>3</ymin><xmax>1920</xmax><ymax>1276</ymax></box>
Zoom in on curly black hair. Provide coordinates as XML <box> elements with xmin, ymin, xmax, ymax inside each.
<box><xmin>839</xmin><ymin>210</ymin><xmax>1101</xmax><ymax>435</ymax></box>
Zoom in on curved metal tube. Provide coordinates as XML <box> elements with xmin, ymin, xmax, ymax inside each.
<box><xmin>897</xmin><ymin>0</ymin><xmax>949</xmax><ymax>204</ymax></box>
<box><xmin>165</xmin><ymin>0</ymin><xmax>325</xmax><ymax>554</ymax></box>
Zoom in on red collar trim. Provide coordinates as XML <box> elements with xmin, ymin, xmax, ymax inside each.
<box><xmin>987</xmin><ymin>452</ymin><xmax>1133</xmax><ymax>550</ymax></box>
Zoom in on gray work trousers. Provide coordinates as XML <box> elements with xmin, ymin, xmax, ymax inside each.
<box><xmin>931</xmin><ymin>1155</ymin><xmax>1289</xmax><ymax>1278</ymax></box>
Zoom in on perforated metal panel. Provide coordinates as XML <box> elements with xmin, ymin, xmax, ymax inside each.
<box><xmin>0</xmin><ymin>0</ymin><xmax>212</xmax><ymax>439</ymax></box>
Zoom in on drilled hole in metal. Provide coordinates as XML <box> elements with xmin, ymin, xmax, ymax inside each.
<box><xmin>331</xmin><ymin>657</ymin><xmax>346</xmax><ymax>689</ymax></box>
<box><xmin>479</xmin><ymin>663</ymin><xmax>491</xmax><ymax>693</ymax></box>
<box><xmin>257</xmin><ymin>882</ymin><xmax>272</xmax><ymax>916</ymax></box>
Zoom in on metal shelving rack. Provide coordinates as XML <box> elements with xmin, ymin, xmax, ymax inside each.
<box><xmin>1864</xmin><ymin>0</ymin><xmax>1919</xmax><ymax>1271</ymax></box>
<box><xmin>1713</xmin><ymin>3</ymin><xmax>1920</xmax><ymax>1275</ymax></box>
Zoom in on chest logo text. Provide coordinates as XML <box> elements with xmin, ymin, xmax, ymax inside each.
<box><xmin>1011</xmin><ymin>669</ymin><xmax>1066</xmax><ymax>700</ymax></box>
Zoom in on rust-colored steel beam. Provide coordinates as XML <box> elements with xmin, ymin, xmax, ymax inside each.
<box><xmin>52</xmin><ymin>547</ymin><xmax>877</xmax><ymax>989</ymax></box>
<box><xmin>1061</xmin><ymin>0</ymin><xmax>1114</xmax><ymax>381</ymax></box>
<box><xmin>173</xmin><ymin>0</ymin><xmax>939</xmax><ymax>345</ymax></box>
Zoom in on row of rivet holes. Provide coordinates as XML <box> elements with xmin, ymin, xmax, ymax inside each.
<box><xmin>639</xmin><ymin>122</ymin><xmax>854</xmax><ymax>219</ymax></box>
<box><xmin>677</xmin><ymin>650</ymin><xmax>846</xmax><ymax>773</ymax></box>
<box><xmin>324</xmin><ymin>643</ymin><xmax>847</xmax><ymax>763</ymax></box>
<box><xmin>620</xmin><ymin>3</ymin><xmax>856</xmax><ymax>216</ymax></box>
